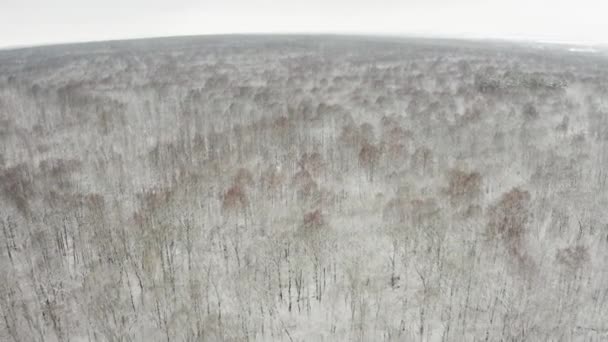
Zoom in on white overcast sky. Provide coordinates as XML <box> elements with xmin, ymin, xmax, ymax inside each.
<box><xmin>1</xmin><ymin>0</ymin><xmax>607</xmax><ymax>47</ymax></box>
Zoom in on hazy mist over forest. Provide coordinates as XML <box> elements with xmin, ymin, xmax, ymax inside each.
<box><xmin>2</xmin><ymin>0</ymin><xmax>608</xmax><ymax>340</ymax></box>
<box><xmin>3</xmin><ymin>0</ymin><xmax>608</xmax><ymax>47</ymax></box>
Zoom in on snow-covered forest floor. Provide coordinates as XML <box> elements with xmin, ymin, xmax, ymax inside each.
<box><xmin>1</xmin><ymin>35</ymin><xmax>608</xmax><ymax>341</ymax></box>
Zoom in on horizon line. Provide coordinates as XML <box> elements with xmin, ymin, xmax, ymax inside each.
<box><xmin>1</xmin><ymin>31</ymin><xmax>605</xmax><ymax>52</ymax></box>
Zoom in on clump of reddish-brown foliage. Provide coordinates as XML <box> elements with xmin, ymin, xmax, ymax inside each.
<box><xmin>302</xmin><ymin>209</ymin><xmax>325</xmax><ymax>233</ymax></box>
<box><xmin>487</xmin><ymin>188</ymin><xmax>534</xmax><ymax>274</ymax></box>
<box><xmin>222</xmin><ymin>184</ymin><xmax>248</xmax><ymax>214</ymax></box>
<box><xmin>445</xmin><ymin>169</ymin><xmax>482</xmax><ymax>206</ymax></box>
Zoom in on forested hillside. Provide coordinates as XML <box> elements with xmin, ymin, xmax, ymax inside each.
<box><xmin>1</xmin><ymin>35</ymin><xmax>608</xmax><ymax>341</ymax></box>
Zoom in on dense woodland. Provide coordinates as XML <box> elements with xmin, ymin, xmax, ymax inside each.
<box><xmin>1</xmin><ymin>35</ymin><xmax>608</xmax><ymax>341</ymax></box>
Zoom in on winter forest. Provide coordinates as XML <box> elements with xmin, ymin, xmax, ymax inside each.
<box><xmin>1</xmin><ymin>35</ymin><xmax>608</xmax><ymax>341</ymax></box>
